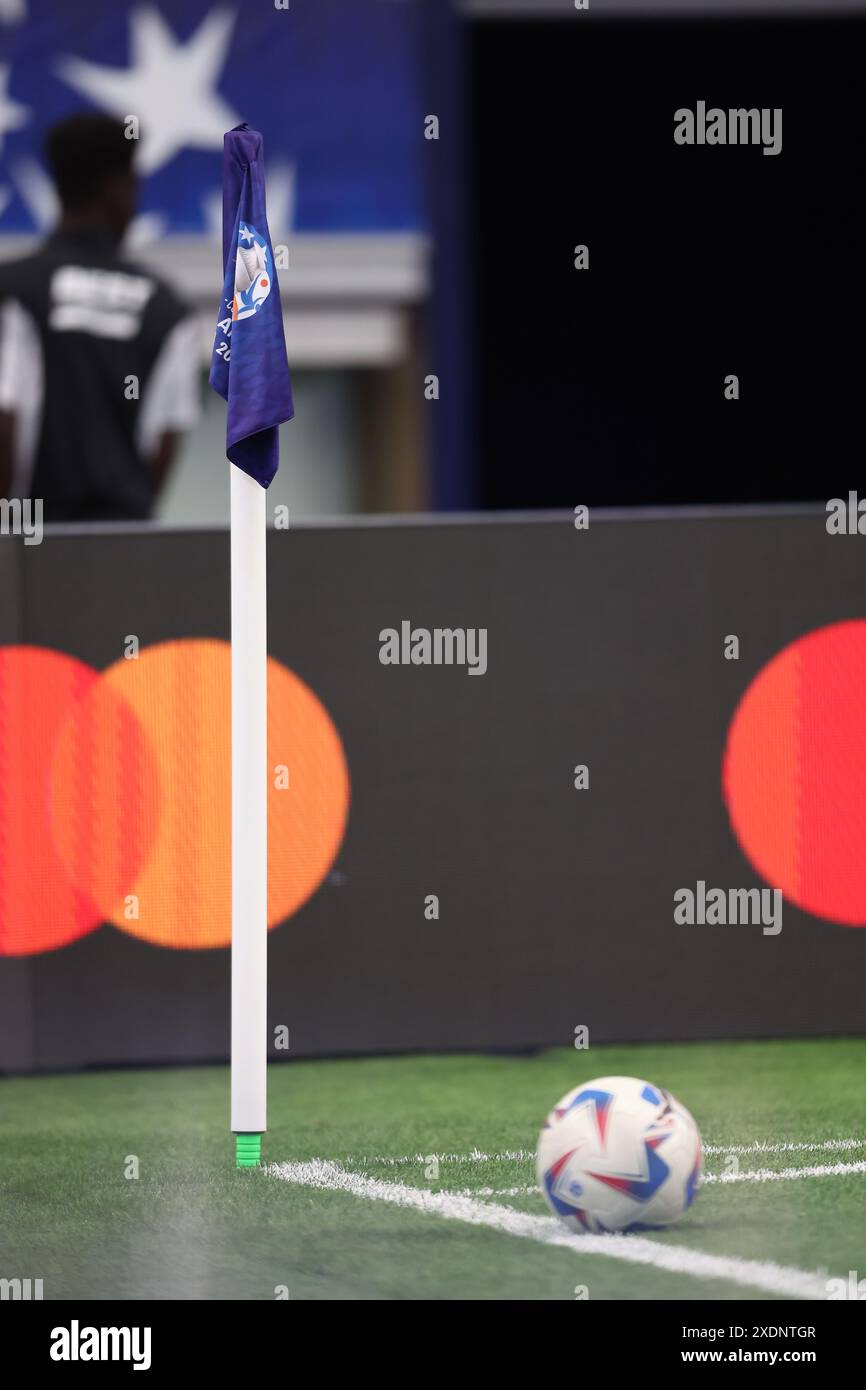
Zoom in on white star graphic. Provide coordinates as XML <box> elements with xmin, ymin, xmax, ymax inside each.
<box><xmin>10</xmin><ymin>156</ymin><xmax>58</xmax><ymax>230</ymax></box>
<box><xmin>262</xmin><ymin>159</ymin><xmax>296</xmax><ymax>236</ymax></box>
<box><xmin>0</xmin><ymin>65</ymin><xmax>29</xmax><ymax>152</ymax></box>
<box><xmin>125</xmin><ymin>210</ymin><xmax>169</xmax><ymax>249</ymax></box>
<box><xmin>55</xmin><ymin>5</ymin><xmax>241</xmax><ymax>176</ymax></box>
<box><xmin>0</xmin><ymin>0</ymin><xmax>27</xmax><ymax>27</ymax></box>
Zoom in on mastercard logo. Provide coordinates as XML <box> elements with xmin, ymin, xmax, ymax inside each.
<box><xmin>723</xmin><ymin>619</ymin><xmax>866</xmax><ymax>927</ymax></box>
<box><xmin>0</xmin><ymin>641</ymin><xmax>350</xmax><ymax>956</ymax></box>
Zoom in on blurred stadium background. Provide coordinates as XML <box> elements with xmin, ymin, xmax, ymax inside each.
<box><xmin>1</xmin><ymin>0</ymin><xmax>865</xmax><ymax>1306</ymax></box>
<box><xmin>3</xmin><ymin>0</ymin><xmax>861</xmax><ymax>526</ymax></box>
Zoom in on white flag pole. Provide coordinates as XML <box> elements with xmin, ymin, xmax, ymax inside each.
<box><xmin>231</xmin><ymin>462</ymin><xmax>268</xmax><ymax>1167</ymax></box>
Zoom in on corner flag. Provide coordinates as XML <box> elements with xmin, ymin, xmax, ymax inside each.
<box><xmin>210</xmin><ymin>123</ymin><xmax>294</xmax><ymax>487</ymax></box>
<box><xmin>210</xmin><ymin>125</ymin><xmax>293</xmax><ymax>1169</ymax></box>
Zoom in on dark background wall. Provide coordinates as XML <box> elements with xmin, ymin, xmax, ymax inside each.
<box><xmin>469</xmin><ymin>14</ymin><xmax>865</xmax><ymax>508</ymax></box>
<box><xmin>0</xmin><ymin>509</ymin><xmax>864</xmax><ymax>1072</ymax></box>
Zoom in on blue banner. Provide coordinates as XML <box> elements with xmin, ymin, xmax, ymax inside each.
<box><xmin>0</xmin><ymin>0</ymin><xmax>425</xmax><ymax>235</ymax></box>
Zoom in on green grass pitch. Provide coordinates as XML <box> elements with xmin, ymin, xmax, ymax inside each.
<box><xmin>1</xmin><ymin>1038</ymin><xmax>864</xmax><ymax>1300</ymax></box>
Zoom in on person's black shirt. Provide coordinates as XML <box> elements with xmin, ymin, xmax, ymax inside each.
<box><xmin>0</xmin><ymin>229</ymin><xmax>200</xmax><ymax>521</ymax></box>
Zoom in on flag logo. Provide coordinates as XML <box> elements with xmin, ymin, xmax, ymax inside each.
<box><xmin>231</xmin><ymin>222</ymin><xmax>273</xmax><ymax>321</ymax></box>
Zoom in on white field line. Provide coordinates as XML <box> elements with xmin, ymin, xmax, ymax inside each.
<box><xmin>704</xmin><ymin>1139</ymin><xmax>866</xmax><ymax>1157</ymax></box>
<box><xmin>268</xmin><ymin>1159</ymin><xmax>832</xmax><ymax>1300</ymax></box>
<box><xmin>342</xmin><ymin>1138</ymin><xmax>866</xmax><ymax>1168</ymax></box>
<box><xmin>703</xmin><ymin>1160</ymin><xmax>866</xmax><ymax>1184</ymax></box>
<box><xmin>458</xmin><ymin>1185</ymin><xmax>539</xmax><ymax>1197</ymax></box>
<box><xmin>345</xmin><ymin>1149</ymin><xmax>533</xmax><ymax>1166</ymax></box>
<box><xmin>460</xmin><ymin>1160</ymin><xmax>866</xmax><ymax>1199</ymax></box>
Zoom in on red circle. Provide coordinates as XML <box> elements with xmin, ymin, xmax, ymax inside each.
<box><xmin>723</xmin><ymin>620</ymin><xmax>866</xmax><ymax>926</ymax></box>
<box><xmin>0</xmin><ymin>648</ymin><xmax>105</xmax><ymax>954</ymax></box>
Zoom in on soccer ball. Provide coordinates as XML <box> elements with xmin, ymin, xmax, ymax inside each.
<box><xmin>536</xmin><ymin>1075</ymin><xmax>702</xmax><ymax>1233</ymax></box>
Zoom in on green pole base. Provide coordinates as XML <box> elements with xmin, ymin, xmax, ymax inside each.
<box><xmin>235</xmin><ymin>1133</ymin><xmax>263</xmax><ymax>1168</ymax></box>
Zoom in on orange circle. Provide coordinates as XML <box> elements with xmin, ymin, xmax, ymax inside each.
<box><xmin>51</xmin><ymin>639</ymin><xmax>349</xmax><ymax>948</ymax></box>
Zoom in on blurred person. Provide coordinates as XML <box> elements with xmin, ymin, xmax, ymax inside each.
<box><xmin>0</xmin><ymin>113</ymin><xmax>200</xmax><ymax>521</ymax></box>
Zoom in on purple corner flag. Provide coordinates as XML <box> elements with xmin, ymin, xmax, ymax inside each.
<box><xmin>209</xmin><ymin>124</ymin><xmax>294</xmax><ymax>488</ymax></box>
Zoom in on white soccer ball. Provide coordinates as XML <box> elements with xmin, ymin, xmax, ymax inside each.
<box><xmin>536</xmin><ymin>1075</ymin><xmax>702</xmax><ymax>1233</ymax></box>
